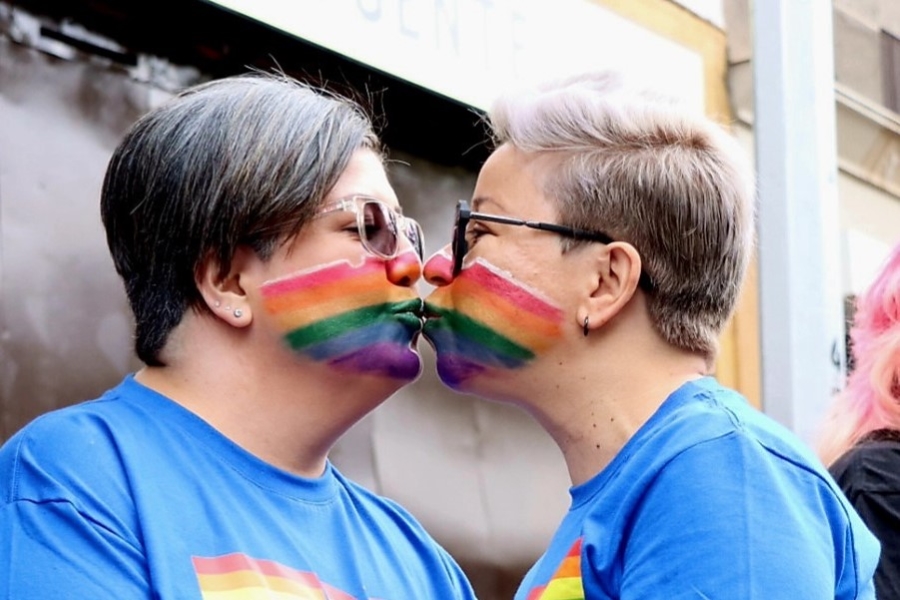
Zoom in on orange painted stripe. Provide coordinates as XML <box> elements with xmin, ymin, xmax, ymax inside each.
<box><xmin>267</xmin><ymin>288</ymin><xmax>418</xmax><ymax>331</ymax></box>
<box><xmin>550</xmin><ymin>555</ymin><xmax>581</xmax><ymax>579</ymax></box>
<box><xmin>193</xmin><ymin>556</ymin><xmax>324</xmax><ymax>591</ymax></box>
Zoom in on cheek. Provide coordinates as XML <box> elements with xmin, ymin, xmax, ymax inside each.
<box><xmin>423</xmin><ymin>257</ymin><xmax>565</xmax><ymax>387</ymax></box>
<box><xmin>258</xmin><ymin>257</ymin><xmax>423</xmax><ymax>380</ymax></box>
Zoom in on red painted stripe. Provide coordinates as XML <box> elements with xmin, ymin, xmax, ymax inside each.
<box><xmin>261</xmin><ymin>257</ymin><xmax>382</xmax><ymax>298</ymax></box>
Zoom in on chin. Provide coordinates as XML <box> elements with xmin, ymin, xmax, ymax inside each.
<box><xmin>434</xmin><ymin>354</ymin><xmax>485</xmax><ymax>392</ymax></box>
<box><xmin>330</xmin><ymin>345</ymin><xmax>422</xmax><ymax>382</ymax></box>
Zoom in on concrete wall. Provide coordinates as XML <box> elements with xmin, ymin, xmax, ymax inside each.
<box><xmin>0</xmin><ymin>36</ymin><xmax>145</xmax><ymax>439</ymax></box>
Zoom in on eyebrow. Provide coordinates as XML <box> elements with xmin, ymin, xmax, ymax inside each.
<box><xmin>471</xmin><ymin>196</ymin><xmax>504</xmax><ymax>212</ymax></box>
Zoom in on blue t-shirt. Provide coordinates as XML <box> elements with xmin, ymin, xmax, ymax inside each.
<box><xmin>516</xmin><ymin>377</ymin><xmax>879</xmax><ymax>600</ymax></box>
<box><xmin>0</xmin><ymin>375</ymin><xmax>476</xmax><ymax>599</ymax></box>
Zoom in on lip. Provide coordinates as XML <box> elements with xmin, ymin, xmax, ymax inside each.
<box><xmin>389</xmin><ymin>298</ymin><xmax>423</xmax><ymax>315</ymax></box>
<box><xmin>421</xmin><ymin>302</ymin><xmax>443</xmax><ymax>321</ymax></box>
<box><xmin>393</xmin><ymin>309</ymin><xmax>425</xmax><ymax>331</ymax></box>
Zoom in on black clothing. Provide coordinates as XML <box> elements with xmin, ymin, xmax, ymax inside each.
<box><xmin>831</xmin><ymin>429</ymin><xmax>900</xmax><ymax>600</ymax></box>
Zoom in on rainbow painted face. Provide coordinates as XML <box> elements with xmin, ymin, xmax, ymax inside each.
<box><xmin>422</xmin><ymin>253</ymin><xmax>564</xmax><ymax>390</ymax></box>
<box><xmin>260</xmin><ymin>255</ymin><xmax>423</xmax><ymax>380</ymax></box>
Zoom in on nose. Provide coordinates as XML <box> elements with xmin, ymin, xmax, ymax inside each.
<box><xmin>385</xmin><ymin>246</ymin><xmax>422</xmax><ymax>288</ymax></box>
<box><xmin>423</xmin><ymin>247</ymin><xmax>455</xmax><ymax>287</ymax></box>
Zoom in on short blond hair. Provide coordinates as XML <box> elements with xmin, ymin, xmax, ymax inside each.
<box><xmin>489</xmin><ymin>71</ymin><xmax>755</xmax><ymax>360</ymax></box>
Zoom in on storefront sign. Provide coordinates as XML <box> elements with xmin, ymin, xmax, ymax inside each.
<box><xmin>207</xmin><ymin>0</ymin><xmax>704</xmax><ymax>110</ymax></box>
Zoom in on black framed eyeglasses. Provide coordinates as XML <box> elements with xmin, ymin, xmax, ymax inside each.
<box><xmin>319</xmin><ymin>195</ymin><xmax>424</xmax><ymax>260</ymax></box>
<box><xmin>451</xmin><ymin>199</ymin><xmax>654</xmax><ymax>290</ymax></box>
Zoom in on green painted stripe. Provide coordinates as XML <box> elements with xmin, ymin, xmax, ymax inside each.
<box><xmin>285</xmin><ymin>303</ymin><xmax>413</xmax><ymax>349</ymax></box>
<box><xmin>428</xmin><ymin>305</ymin><xmax>533</xmax><ymax>361</ymax></box>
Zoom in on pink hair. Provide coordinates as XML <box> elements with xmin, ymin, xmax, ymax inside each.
<box><xmin>818</xmin><ymin>241</ymin><xmax>900</xmax><ymax>466</ymax></box>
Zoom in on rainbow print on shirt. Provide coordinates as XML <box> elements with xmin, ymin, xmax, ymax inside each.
<box><xmin>192</xmin><ymin>553</ymin><xmax>364</xmax><ymax>599</ymax></box>
<box><xmin>422</xmin><ymin>255</ymin><xmax>564</xmax><ymax>388</ymax></box>
<box><xmin>525</xmin><ymin>538</ymin><xmax>585</xmax><ymax>600</ymax></box>
<box><xmin>260</xmin><ymin>256</ymin><xmax>422</xmax><ymax>380</ymax></box>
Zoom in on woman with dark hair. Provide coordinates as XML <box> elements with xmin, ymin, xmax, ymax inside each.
<box><xmin>0</xmin><ymin>72</ymin><xmax>475</xmax><ymax>600</ymax></box>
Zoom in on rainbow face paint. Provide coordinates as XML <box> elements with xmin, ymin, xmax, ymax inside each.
<box><xmin>260</xmin><ymin>256</ymin><xmax>422</xmax><ymax>380</ymax></box>
<box><xmin>422</xmin><ymin>254</ymin><xmax>564</xmax><ymax>389</ymax></box>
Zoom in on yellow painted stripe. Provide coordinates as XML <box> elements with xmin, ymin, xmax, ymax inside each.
<box><xmin>199</xmin><ymin>586</ymin><xmax>325</xmax><ymax>600</ymax></box>
<box><xmin>540</xmin><ymin>576</ymin><xmax>584</xmax><ymax>600</ymax></box>
<box><xmin>196</xmin><ymin>571</ymin><xmax>325</xmax><ymax>598</ymax></box>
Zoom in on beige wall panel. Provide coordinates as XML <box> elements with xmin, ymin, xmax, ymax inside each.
<box><xmin>838</xmin><ymin>172</ymin><xmax>900</xmax><ymax>246</ymax></box>
<box><xmin>834</xmin><ymin>9</ymin><xmax>884</xmax><ymax>106</ymax></box>
<box><xmin>884</xmin><ymin>0</ymin><xmax>900</xmax><ymax>38</ymax></box>
<box><xmin>835</xmin><ymin>0</ymin><xmax>882</xmax><ymax>30</ymax></box>
<box><xmin>723</xmin><ymin>0</ymin><xmax>751</xmax><ymax>63</ymax></box>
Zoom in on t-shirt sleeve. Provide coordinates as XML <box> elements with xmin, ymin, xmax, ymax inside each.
<box><xmin>1</xmin><ymin>499</ymin><xmax>149</xmax><ymax>597</ymax></box>
<box><xmin>616</xmin><ymin>433</ymin><xmax>859</xmax><ymax>599</ymax></box>
<box><xmin>0</xmin><ymin>416</ymin><xmax>150</xmax><ymax>598</ymax></box>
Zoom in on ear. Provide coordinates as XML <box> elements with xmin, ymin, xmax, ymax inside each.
<box><xmin>196</xmin><ymin>247</ymin><xmax>254</xmax><ymax>328</ymax></box>
<box><xmin>577</xmin><ymin>242</ymin><xmax>643</xmax><ymax>334</ymax></box>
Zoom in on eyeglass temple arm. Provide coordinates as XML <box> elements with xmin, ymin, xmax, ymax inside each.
<box><xmin>468</xmin><ymin>211</ymin><xmax>612</xmax><ymax>242</ymax></box>
<box><xmin>468</xmin><ymin>211</ymin><xmax>653</xmax><ymax>290</ymax></box>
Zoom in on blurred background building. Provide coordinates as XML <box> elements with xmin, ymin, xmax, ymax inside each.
<box><xmin>1</xmin><ymin>1</ymin><xmax>898</xmax><ymax>598</ymax></box>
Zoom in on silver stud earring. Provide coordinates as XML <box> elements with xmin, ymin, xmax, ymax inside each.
<box><xmin>214</xmin><ymin>300</ymin><xmax>221</xmax><ymax>308</ymax></box>
<box><xmin>234</xmin><ymin>309</ymin><xmax>243</xmax><ymax>318</ymax></box>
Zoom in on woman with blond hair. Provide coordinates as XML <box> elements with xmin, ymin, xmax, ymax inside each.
<box><xmin>422</xmin><ymin>70</ymin><xmax>878</xmax><ymax>599</ymax></box>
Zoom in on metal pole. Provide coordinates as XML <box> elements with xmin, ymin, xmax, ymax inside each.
<box><xmin>753</xmin><ymin>0</ymin><xmax>845</xmax><ymax>444</ymax></box>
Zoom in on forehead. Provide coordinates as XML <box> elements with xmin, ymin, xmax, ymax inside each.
<box><xmin>325</xmin><ymin>148</ymin><xmax>400</xmax><ymax>211</ymax></box>
<box><xmin>473</xmin><ymin>144</ymin><xmax>556</xmax><ymax>217</ymax></box>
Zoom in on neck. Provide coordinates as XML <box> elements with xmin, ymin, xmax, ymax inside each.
<box><xmin>514</xmin><ymin>331</ymin><xmax>708</xmax><ymax>487</ymax></box>
<box><xmin>136</xmin><ymin>313</ymin><xmax>401</xmax><ymax>478</ymax></box>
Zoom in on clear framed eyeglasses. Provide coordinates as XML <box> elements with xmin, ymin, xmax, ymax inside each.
<box><xmin>319</xmin><ymin>195</ymin><xmax>424</xmax><ymax>260</ymax></box>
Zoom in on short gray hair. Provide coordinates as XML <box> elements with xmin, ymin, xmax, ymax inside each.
<box><xmin>102</xmin><ymin>72</ymin><xmax>379</xmax><ymax>365</ymax></box>
<box><xmin>488</xmin><ymin>71</ymin><xmax>755</xmax><ymax>360</ymax></box>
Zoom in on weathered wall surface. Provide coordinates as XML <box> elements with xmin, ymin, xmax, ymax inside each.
<box><xmin>0</xmin><ymin>37</ymin><xmax>146</xmax><ymax>439</ymax></box>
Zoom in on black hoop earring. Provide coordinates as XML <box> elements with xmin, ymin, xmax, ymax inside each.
<box><xmin>583</xmin><ymin>316</ymin><xmax>590</xmax><ymax>337</ymax></box>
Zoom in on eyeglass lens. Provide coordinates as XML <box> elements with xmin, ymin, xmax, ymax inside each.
<box><xmin>361</xmin><ymin>200</ymin><xmax>424</xmax><ymax>260</ymax></box>
<box><xmin>361</xmin><ymin>201</ymin><xmax>396</xmax><ymax>258</ymax></box>
<box><xmin>452</xmin><ymin>201</ymin><xmax>470</xmax><ymax>275</ymax></box>
<box><xmin>404</xmin><ymin>220</ymin><xmax>424</xmax><ymax>260</ymax></box>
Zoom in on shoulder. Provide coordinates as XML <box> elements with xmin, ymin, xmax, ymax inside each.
<box><xmin>644</xmin><ymin>378</ymin><xmax>824</xmax><ymax>475</ymax></box>
<box><xmin>0</xmin><ymin>377</ymin><xmax>141</xmax><ymax>505</ymax></box>
<box><xmin>830</xmin><ymin>434</ymin><xmax>900</xmax><ymax>495</ymax></box>
<box><xmin>636</xmin><ymin>379</ymin><xmax>848</xmax><ymax>514</ymax></box>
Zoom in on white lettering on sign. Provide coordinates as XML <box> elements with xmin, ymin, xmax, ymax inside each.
<box><xmin>208</xmin><ymin>0</ymin><xmax>704</xmax><ymax>111</ymax></box>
